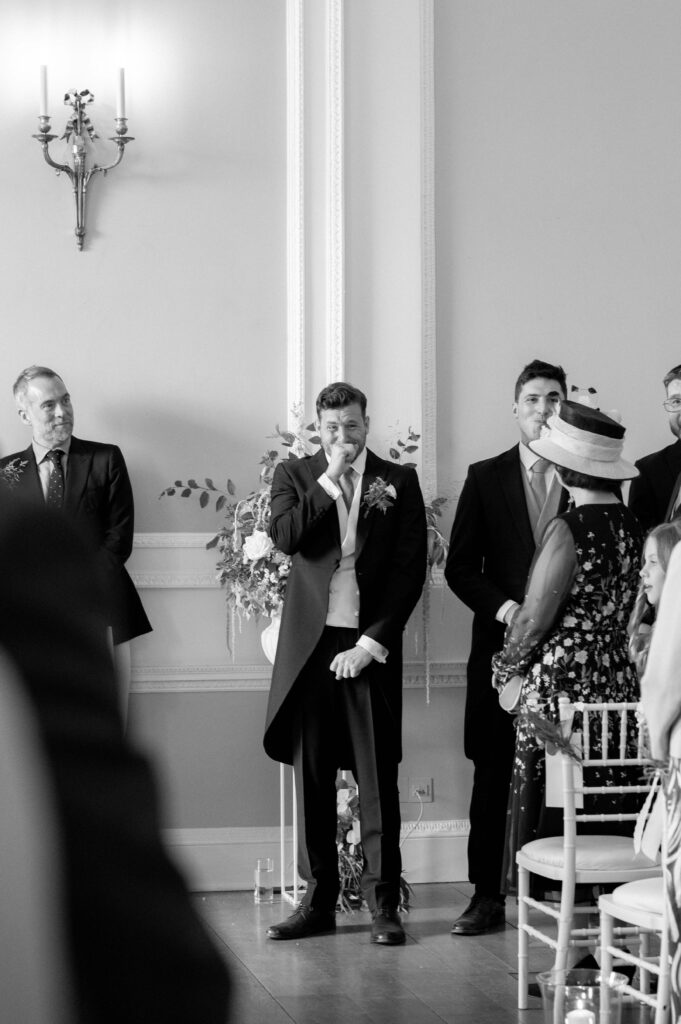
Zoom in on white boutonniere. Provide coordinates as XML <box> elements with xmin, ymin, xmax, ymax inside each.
<box><xmin>362</xmin><ymin>477</ymin><xmax>397</xmax><ymax>517</ymax></box>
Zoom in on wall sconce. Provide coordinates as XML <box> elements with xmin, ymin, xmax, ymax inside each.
<box><xmin>32</xmin><ymin>67</ymin><xmax>134</xmax><ymax>251</ymax></box>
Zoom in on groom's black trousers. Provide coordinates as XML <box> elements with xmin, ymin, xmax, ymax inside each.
<box><xmin>292</xmin><ymin>626</ymin><xmax>402</xmax><ymax>913</ymax></box>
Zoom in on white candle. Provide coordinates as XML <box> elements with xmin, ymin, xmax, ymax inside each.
<box><xmin>116</xmin><ymin>67</ymin><xmax>126</xmax><ymax>119</ymax></box>
<box><xmin>39</xmin><ymin>65</ymin><xmax>48</xmax><ymax>117</ymax></box>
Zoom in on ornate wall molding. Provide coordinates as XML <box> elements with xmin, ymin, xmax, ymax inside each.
<box><xmin>132</xmin><ymin>660</ymin><xmax>466</xmax><ymax>693</ymax></box>
<box><xmin>128</xmin><ymin>531</ymin><xmax>466</xmax><ymax>589</ymax></box>
<box><xmin>287</xmin><ymin>0</ymin><xmax>305</xmax><ymax>420</ymax></box>
<box><xmin>164</xmin><ymin>818</ymin><xmax>470</xmax><ymax>890</ymax></box>
<box><xmin>326</xmin><ymin>0</ymin><xmax>345</xmax><ymax>381</ymax></box>
<box><xmin>165</xmin><ymin>819</ymin><xmax>469</xmax><ymax>847</ymax></box>
<box><xmin>133</xmin><ymin>532</ymin><xmax>213</xmax><ymax>548</ymax></box>
<box><xmin>132</xmin><ymin>572</ymin><xmax>216</xmax><ymax>589</ymax></box>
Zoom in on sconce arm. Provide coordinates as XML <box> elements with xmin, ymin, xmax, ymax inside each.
<box><xmin>32</xmin><ymin>134</ymin><xmax>74</xmax><ymax>182</ymax></box>
<box><xmin>88</xmin><ymin>135</ymin><xmax>135</xmax><ymax>180</ymax></box>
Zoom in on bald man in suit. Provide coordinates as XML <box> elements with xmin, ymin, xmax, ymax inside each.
<box><xmin>0</xmin><ymin>364</ymin><xmax>151</xmax><ymax>718</ymax></box>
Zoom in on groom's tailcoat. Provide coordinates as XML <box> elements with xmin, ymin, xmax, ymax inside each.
<box><xmin>264</xmin><ymin>447</ymin><xmax>427</xmax><ymax>767</ymax></box>
<box><xmin>628</xmin><ymin>438</ymin><xmax>681</xmax><ymax>533</ymax></box>
<box><xmin>0</xmin><ymin>437</ymin><xmax>151</xmax><ymax>644</ymax></box>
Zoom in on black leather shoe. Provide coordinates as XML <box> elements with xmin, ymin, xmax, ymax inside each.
<box><xmin>267</xmin><ymin>907</ymin><xmax>336</xmax><ymax>940</ymax></box>
<box><xmin>451</xmin><ymin>895</ymin><xmax>505</xmax><ymax>936</ymax></box>
<box><xmin>370</xmin><ymin>910</ymin><xmax>406</xmax><ymax>945</ymax></box>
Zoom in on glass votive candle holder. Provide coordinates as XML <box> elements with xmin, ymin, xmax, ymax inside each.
<box><xmin>254</xmin><ymin>857</ymin><xmax>275</xmax><ymax>903</ymax></box>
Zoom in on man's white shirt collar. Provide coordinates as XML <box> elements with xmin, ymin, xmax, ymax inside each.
<box><xmin>518</xmin><ymin>440</ymin><xmax>553</xmax><ymax>474</ymax></box>
<box><xmin>32</xmin><ymin>437</ymin><xmax>72</xmax><ymax>462</ymax></box>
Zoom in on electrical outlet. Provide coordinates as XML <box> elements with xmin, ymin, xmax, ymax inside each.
<box><xmin>408</xmin><ymin>776</ymin><xmax>433</xmax><ymax>802</ymax></box>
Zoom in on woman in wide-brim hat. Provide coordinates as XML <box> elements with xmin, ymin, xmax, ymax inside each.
<box><xmin>491</xmin><ymin>398</ymin><xmax>643</xmax><ymax>898</ymax></box>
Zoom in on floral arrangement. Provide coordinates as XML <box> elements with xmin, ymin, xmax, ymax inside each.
<box><xmin>160</xmin><ymin>427</ymin><xmax>309</xmax><ymax>621</ymax></box>
<box><xmin>335</xmin><ymin>782</ymin><xmax>364</xmax><ymax>912</ymax></box>
<box><xmin>336</xmin><ymin>778</ymin><xmax>411</xmax><ymax>913</ymax></box>
<box><xmin>0</xmin><ymin>457</ymin><xmax>27</xmax><ymax>490</ymax></box>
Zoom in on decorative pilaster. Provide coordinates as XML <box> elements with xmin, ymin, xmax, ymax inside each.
<box><xmin>326</xmin><ymin>0</ymin><xmax>345</xmax><ymax>382</ymax></box>
<box><xmin>287</xmin><ymin>0</ymin><xmax>306</xmax><ymax>423</ymax></box>
<box><xmin>420</xmin><ymin>0</ymin><xmax>437</xmax><ymax>502</ymax></box>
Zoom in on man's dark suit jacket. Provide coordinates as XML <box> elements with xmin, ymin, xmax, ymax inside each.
<box><xmin>264</xmin><ymin>447</ymin><xmax>427</xmax><ymax>766</ymax></box>
<box><xmin>0</xmin><ymin>503</ymin><xmax>230</xmax><ymax>1024</ymax></box>
<box><xmin>0</xmin><ymin>436</ymin><xmax>151</xmax><ymax>644</ymax></box>
<box><xmin>628</xmin><ymin>438</ymin><xmax>681</xmax><ymax>534</ymax></box>
<box><xmin>445</xmin><ymin>445</ymin><xmax>567</xmax><ymax>759</ymax></box>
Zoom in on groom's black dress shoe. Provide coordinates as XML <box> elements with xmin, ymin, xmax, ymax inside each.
<box><xmin>451</xmin><ymin>894</ymin><xmax>505</xmax><ymax>935</ymax></box>
<box><xmin>370</xmin><ymin>910</ymin><xmax>406</xmax><ymax>945</ymax></box>
<box><xmin>267</xmin><ymin>907</ymin><xmax>336</xmax><ymax>940</ymax></box>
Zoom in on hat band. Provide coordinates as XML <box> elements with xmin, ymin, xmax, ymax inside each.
<box><xmin>549</xmin><ymin>415</ymin><xmax>624</xmax><ymax>463</ymax></box>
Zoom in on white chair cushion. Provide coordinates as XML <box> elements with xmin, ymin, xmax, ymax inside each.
<box><xmin>520</xmin><ymin>834</ymin><xmax>658</xmax><ymax>873</ymax></box>
<box><xmin>608</xmin><ymin>877</ymin><xmax>665</xmax><ymax>915</ymax></box>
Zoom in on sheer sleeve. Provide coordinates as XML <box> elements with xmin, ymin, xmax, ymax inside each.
<box><xmin>492</xmin><ymin>517</ymin><xmax>578</xmax><ymax>688</ymax></box>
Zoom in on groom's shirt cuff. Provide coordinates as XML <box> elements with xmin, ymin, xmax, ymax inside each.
<box><xmin>357</xmin><ymin>635</ymin><xmax>388</xmax><ymax>663</ymax></box>
<box><xmin>318</xmin><ymin>473</ymin><xmax>341</xmax><ymax>501</ymax></box>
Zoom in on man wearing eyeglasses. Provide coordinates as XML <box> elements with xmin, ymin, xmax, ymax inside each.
<box><xmin>629</xmin><ymin>364</ymin><xmax>681</xmax><ymax>532</ymax></box>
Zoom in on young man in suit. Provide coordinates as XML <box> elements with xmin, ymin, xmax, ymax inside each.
<box><xmin>264</xmin><ymin>382</ymin><xmax>427</xmax><ymax>945</ymax></box>
<box><xmin>445</xmin><ymin>359</ymin><xmax>567</xmax><ymax>935</ymax></box>
<box><xmin>629</xmin><ymin>363</ymin><xmax>681</xmax><ymax>532</ymax></box>
<box><xmin>0</xmin><ymin>365</ymin><xmax>151</xmax><ymax>717</ymax></box>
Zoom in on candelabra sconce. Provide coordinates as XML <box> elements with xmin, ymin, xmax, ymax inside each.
<box><xmin>33</xmin><ymin>87</ymin><xmax>134</xmax><ymax>251</ymax></box>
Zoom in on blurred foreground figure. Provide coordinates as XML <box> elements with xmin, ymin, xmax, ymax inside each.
<box><xmin>0</xmin><ymin>502</ymin><xmax>230</xmax><ymax>1024</ymax></box>
<box><xmin>641</xmin><ymin>541</ymin><xmax>681</xmax><ymax>1022</ymax></box>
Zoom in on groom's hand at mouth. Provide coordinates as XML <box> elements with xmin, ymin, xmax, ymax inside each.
<box><xmin>326</xmin><ymin>442</ymin><xmax>357</xmax><ymax>483</ymax></box>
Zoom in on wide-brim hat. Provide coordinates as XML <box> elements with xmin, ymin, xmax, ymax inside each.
<box><xmin>529</xmin><ymin>400</ymin><xmax>639</xmax><ymax>481</ymax></box>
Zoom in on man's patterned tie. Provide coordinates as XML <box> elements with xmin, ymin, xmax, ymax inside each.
<box><xmin>45</xmin><ymin>449</ymin><xmax>65</xmax><ymax>509</ymax></box>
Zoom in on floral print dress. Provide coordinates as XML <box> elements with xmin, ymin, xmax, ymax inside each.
<box><xmin>492</xmin><ymin>502</ymin><xmax>642</xmax><ymax>894</ymax></box>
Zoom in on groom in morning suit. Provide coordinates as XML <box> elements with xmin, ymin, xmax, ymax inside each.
<box><xmin>0</xmin><ymin>365</ymin><xmax>151</xmax><ymax>718</ymax></box>
<box><xmin>264</xmin><ymin>382</ymin><xmax>427</xmax><ymax>945</ymax></box>
<box><xmin>445</xmin><ymin>359</ymin><xmax>567</xmax><ymax>935</ymax></box>
<box><xmin>629</xmin><ymin>363</ymin><xmax>681</xmax><ymax>532</ymax></box>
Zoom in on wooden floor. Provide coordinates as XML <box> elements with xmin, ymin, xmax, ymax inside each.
<box><xmin>194</xmin><ymin>882</ymin><xmax>584</xmax><ymax>1024</ymax></box>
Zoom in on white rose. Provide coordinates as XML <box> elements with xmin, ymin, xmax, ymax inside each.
<box><xmin>243</xmin><ymin>530</ymin><xmax>274</xmax><ymax>561</ymax></box>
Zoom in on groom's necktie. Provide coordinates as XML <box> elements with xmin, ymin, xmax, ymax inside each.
<box><xmin>530</xmin><ymin>458</ymin><xmax>550</xmax><ymax>508</ymax></box>
<box><xmin>45</xmin><ymin>449</ymin><xmax>65</xmax><ymax>509</ymax></box>
<box><xmin>339</xmin><ymin>468</ymin><xmax>356</xmax><ymax>511</ymax></box>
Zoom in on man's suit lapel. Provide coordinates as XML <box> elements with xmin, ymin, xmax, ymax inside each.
<box><xmin>664</xmin><ymin>441</ymin><xmax>681</xmax><ymax>520</ymax></box>
<box><xmin>496</xmin><ymin>447</ymin><xmax>535</xmax><ymax>554</ymax></box>
<box><xmin>355</xmin><ymin>449</ymin><xmax>388</xmax><ymax>560</ymax></box>
<box><xmin>63</xmin><ymin>437</ymin><xmax>91</xmax><ymax>515</ymax></box>
<box><xmin>16</xmin><ymin>447</ymin><xmax>43</xmax><ymax>503</ymax></box>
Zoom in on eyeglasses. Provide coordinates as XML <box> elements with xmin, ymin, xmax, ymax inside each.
<box><xmin>663</xmin><ymin>397</ymin><xmax>681</xmax><ymax>413</ymax></box>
